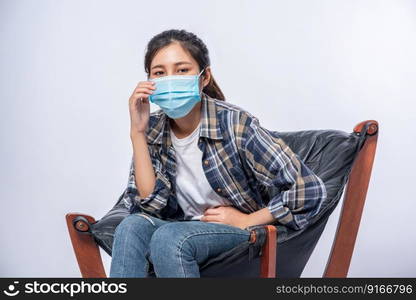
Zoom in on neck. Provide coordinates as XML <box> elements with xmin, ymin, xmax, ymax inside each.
<box><xmin>170</xmin><ymin>102</ymin><xmax>202</xmax><ymax>138</ymax></box>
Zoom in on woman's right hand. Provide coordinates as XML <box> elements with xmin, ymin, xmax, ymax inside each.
<box><xmin>129</xmin><ymin>80</ymin><xmax>156</xmax><ymax>136</ymax></box>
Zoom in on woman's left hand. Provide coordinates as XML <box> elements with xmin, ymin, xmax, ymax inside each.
<box><xmin>200</xmin><ymin>206</ymin><xmax>250</xmax><ymax>230</ymax></box>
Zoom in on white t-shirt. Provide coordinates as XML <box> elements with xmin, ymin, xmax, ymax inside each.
<box><xmin>170</xmin><ymin>120</ymin><xmax>231</xmax><ymax>220</ymax></box>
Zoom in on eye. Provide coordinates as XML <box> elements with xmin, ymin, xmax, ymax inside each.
<box><xmin>178</xmin><ymin>68</ymin><xmax>189</xmax><ymax>73</ymax></box>
<box><xmin>154</xmin><ymin>71</ymin><xmax>164</xmax><ymax>76</ymax></box>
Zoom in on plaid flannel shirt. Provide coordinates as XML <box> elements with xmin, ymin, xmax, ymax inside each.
<box><xmin>122</xmin><ymin>92</ymin><xmax>327</xmax><ymax>231</ymax></box>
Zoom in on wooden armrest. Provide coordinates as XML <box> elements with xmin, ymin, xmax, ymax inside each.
<box><xmin>249</xmin><ymin>225</ymin><xmax>277</xmax><ymax>278</ymax></box>
<box><xmin>65</xmin><ymin>213</ymin><xmax>107</xmax><ymax>278</ymax></box>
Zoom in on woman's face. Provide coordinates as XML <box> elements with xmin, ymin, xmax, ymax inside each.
<box><xmin>148</xmin><ymin>42</ymin><xmax>210</xmax><ymax>90</ymax></box>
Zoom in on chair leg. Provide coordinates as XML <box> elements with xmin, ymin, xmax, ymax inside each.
<box><xmin>259</xmin><ymin>225</ymin><xmax>277</xmax><ymax>278</ymax></box>
<box><xmin>65</xmin><ymin>213</ymin><xmax>107</xmax><ymax>278</ymax></box>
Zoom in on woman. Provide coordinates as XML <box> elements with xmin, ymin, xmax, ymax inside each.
<box><xmin>109</xmin><ymin>29</ymin><xmax>327</xmax><ymax>278</ymax></box>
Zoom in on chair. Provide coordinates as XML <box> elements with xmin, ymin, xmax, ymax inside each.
<box><xmin>65</xmin><ymin>120</ymin><xmax>378</xmax><ymax>278</ymax></box>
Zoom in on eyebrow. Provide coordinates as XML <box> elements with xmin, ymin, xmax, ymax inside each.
<box><xmin>151</xmin><ymin>61</ymin><xmax>192</xmax><ymax>70</ymax></box>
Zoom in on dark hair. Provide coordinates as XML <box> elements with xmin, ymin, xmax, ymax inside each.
<box><xmin>144</xmin><ymin>29</ymin><xmax>225</xmax><ymax>101</ymax></box>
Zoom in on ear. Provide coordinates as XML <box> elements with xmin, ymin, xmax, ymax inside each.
<box><xmin>201</xmin><ymin>66</ymin><xmax>212</xmax><ymax>88</ymax></box>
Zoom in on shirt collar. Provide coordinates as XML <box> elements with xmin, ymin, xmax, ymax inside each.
<box><xmin>147</xmin><ymin>91</ymin><xmax>223</xmax><ymax>147</ymax></box>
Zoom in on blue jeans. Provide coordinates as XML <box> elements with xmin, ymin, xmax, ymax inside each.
<box><xmin>109</xmin><ymin>211</ymin><xmax>251</xmax><ymax>278</ymax></box>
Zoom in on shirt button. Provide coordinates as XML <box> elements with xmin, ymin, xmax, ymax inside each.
<box><xmin>216</xmin><ymin>188</ymin><xmax>222</xmax><ymax>193</ymax></box>
<box><xmin>204</xmin><ymin>160</ymin><xmax>209</xmax><ymax>165</ymax></box>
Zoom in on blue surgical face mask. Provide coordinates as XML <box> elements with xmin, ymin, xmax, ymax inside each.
<box><xmin>148</xmin><ymin>69</ymin><xmax>205</xmax><ymax>119</ymax></box>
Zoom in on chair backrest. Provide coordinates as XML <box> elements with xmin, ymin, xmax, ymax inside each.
<box><xmin>271</xmin><ymin>121</ymin><xmax>378</xmax><ymax>277</ymax></box>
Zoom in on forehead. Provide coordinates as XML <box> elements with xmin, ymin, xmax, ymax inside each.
<box><xmin>151</xmin><ymin>42</ymin><xmax>198</xmax><ymax>67</ymax></box>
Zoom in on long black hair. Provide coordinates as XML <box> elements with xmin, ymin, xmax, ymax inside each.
<box><xmin>144</xmin><ymin>29</ymin><xmax>225</xmax><ymax>101</ymax></box>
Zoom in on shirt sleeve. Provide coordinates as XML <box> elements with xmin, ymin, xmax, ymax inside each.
<box><xmin>122</xmin><ymin>149</ymin><xmax>172</xmax><ymax>217</ymax></box>
<box><xmin>238</xmin><ymin>112</ymin><xmax>327</xmax><ymax>231</ymax></box>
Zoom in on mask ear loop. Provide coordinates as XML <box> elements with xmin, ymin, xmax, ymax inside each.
<box><xmin>198</xmin><ymin>68</ymin><xmax>205</xmax><ymax>77</ymax></box>
<box><xmin>197</xmin><ymin>68</ymin><xmax>206</xmax><ymax>95</ymax></box>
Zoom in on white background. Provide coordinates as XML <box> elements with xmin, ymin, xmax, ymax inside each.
<box><xmin>1</xmin><ymin>0</ymin><xmax>415</xmax><ymax>277</ymax></box>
